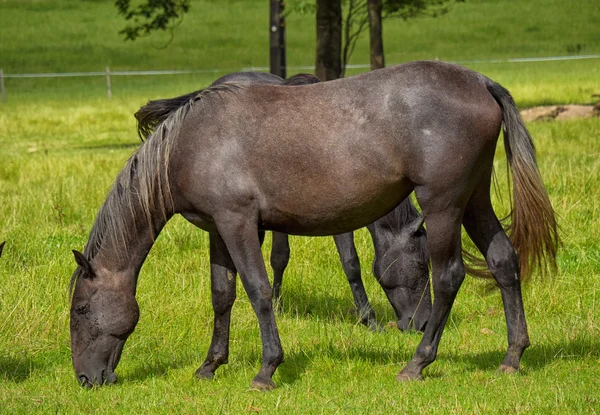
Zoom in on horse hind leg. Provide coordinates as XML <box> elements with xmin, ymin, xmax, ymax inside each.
<box><xmin>397</xmin><ymin>200</ymin><xmax>466</xmax><ymax>381</ymax></box>
<box><xmin>462</xmin><ymin>184</ymin><xmax>530</xmax><ymax>373</ymax></box>
<box><xmin>333</xmin><ymin>232</ymin><xmax>380</xmax><ymax>331</ymax></box>
<box><xmin>196</xmin><ymin>233</ymin><xmax>238</xmax><ymax>380</ymax></box>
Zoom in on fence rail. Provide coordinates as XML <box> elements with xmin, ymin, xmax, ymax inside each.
<box><xmin>2</xmin><ymin>53</ymin><xmax>600</xmax><ymax>103</ymax></box>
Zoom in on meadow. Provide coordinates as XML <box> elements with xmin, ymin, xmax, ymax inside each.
<box><xmin>1</xmin><ymin>0</ymin><xmax>600</xmax><ymax>413</ymax></box>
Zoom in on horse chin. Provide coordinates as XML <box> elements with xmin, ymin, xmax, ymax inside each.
<box><xmin>74</xmin><ymin>338</ymin><xmax>125</xmax><ymax>388</ymax></box>
<box><xmin>77</xmin><ymin>369</ymin><xmax>118</xmax><ymax>388</ymax></box>
<box><xmin>397</xmin><ymin>311</ymin><xmax>429</xmax><ymax>333</ymax></box>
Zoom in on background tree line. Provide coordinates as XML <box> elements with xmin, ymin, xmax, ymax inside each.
<box><xmin>115</xmin><ymin>0</ymin><xmax>463</xmax><ymax>81</ymax></box>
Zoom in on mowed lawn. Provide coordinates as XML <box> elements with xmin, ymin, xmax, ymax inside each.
<box><xmin>1</xmin><ymin>0</ymin><xmax>600</xmax><ymax>413</ymax></box>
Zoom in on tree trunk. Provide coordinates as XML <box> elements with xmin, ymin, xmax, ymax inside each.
<box><xmin>368</xmin><ymin>0</ymin><xmax>384</xmax><ymax>70</ymax></box>
<box><xmin>269</xmin><ymin>0</ymin><xmax>286</xmax><ymax>78</ymax></box>
<box><xmin>315</xmin><ymin>0</ymin><xmax>342</xmax><ymax>81</ymax></box>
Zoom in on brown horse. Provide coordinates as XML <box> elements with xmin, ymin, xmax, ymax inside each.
<box><xmin>134</xmin><ymin>71</ymin><xmax>431</xmax><ymax>332</ymax></box>
<box><xmin>69</xmin><ymin>61</ymin><xmax>558</xmax><ymax>390</ymax></box>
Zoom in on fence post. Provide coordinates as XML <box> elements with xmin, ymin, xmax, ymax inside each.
<box><xmin>105</xmin><ymin>66</ymin><xmax>112</xmax><ymax>100</ymax></box>
<box><xmin>1</xmin><ymin>69</ymin><xmax>5</xmax><ymax>104</ymax></box>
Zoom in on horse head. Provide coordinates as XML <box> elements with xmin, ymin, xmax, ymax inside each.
<box><xmin>373</xmin><ymin>215</ymin><xmax>431</xmax><ymax>332</ymax></box>
<box><xmin>70</xmin><ymin>250</ymin><xmax>139</xmax><ymax>387</ymax></box>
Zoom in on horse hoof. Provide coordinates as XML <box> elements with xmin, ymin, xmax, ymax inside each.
<box><xmin>498</xmin><ymin>364</ymin><xmax>519</xmax><ymax>374</ymax></box>
<box><xmin>396</xmin><ymin>370</ymin><xmax>423</xmax><ymax>382</ymax></box>
<box><xmin>250</xmin><ymin>376</ymin><xmax>276</xmax><ymax>391</ymax></box>
<box><xmin>195</xmin><ymin>368</ymin><xmax>215</xmax><ymax>381</ymax></box>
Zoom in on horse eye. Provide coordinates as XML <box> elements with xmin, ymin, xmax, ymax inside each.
<box><xmin>76</xmin><ymin>304</ymin><xmax>90</xmax><ymax>315</ymax></box>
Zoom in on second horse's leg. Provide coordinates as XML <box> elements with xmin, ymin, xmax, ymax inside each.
<box><xmin>196</xmin><ymin>233</ymin><xmax>237</xmax><ymax>380</ymax></box>
<box><xmin>270</xmin><ymin>231</ymin><xmax>290</xmax><ymax>312</ymax></box>
<box><xmin>333</xmin><ymin>232</ymin><xmax>380</xmax><ymax>331</ymax></box>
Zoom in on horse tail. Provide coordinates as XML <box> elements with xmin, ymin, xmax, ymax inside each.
<box><xmin>135</xmin><ymin>90</ymin><xmax>202</xmax><ymax>141</ymax></box>
<box><xmin>485</xmin><ymin>80</ymin><xmax>559</xmax><ymax>280</ymax></box>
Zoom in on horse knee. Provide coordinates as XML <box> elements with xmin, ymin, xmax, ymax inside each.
<box><xmin>435</xmin><ymin>259</ymin><xmax>465</xmax><ymax>296</ymax></box>
<box><xmin>211</xmin><ymin>285</ymin><xmax>236</xmax><ymax>315</ymax></box>
<box><xmin>270</xmin><ymin>250</ymin><xmax>290</xmax><ymax>273</ymax></box>
<box><xmin>488</xmin><ymin>240</ymin><xmax>520</xmax><ymax>286</ymax></box>
<box><xmin>270</xmin><ymin>237</ymin><xmax>290</xmax><ymax>273</ymax></box>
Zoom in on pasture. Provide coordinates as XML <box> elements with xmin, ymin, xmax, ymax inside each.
<box><xmin>1</xmin><ymin>0</ymin><xmax>600</xmax><ymax>413</ymax></box>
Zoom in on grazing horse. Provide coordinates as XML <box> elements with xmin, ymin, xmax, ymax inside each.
<box><xmin>134</xmin><ymin>71</ymin><xmax>431</xmax><ymax>332</ymax></box>
<box><xmin>69</xmin><ymin>61</ymin><xmax>558</xmax><ymax>390</ymax></box>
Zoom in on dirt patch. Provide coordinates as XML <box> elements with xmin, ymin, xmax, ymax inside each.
<box><xmin>520</xmin><ymin>104</ymin><xmax>599</xmax><ymax>122</ymax></box>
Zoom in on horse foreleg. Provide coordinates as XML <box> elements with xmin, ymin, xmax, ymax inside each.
<box><xmin>333</xmin><ymin>232</ymin><xmax>380</xmax><ymax>331</ymax></box>
<box><xmin>196</xmin><ymin>233</ymin><xmax>237</xmax><ymax>380</ymax></box>
<box><xmin>462</xmin><ymin>192</ymin><xmax>530</xmax><ymax>373</ymax></box>
<box><xmin>216</xmin><ymin>213</ymin><xmax>283</xmax><ymax>391</ymax></box>
<box><xmin>397</xmin><ymin>208</ymin><xmax>465</xmax><ymax>381</ymax></box>
<box><xmin>270</xmin><ymin>231</ymin><xmax>290</xmax><ymax>312</ymax></box>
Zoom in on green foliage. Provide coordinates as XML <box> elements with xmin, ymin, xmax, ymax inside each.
<box><xmin>384</xmin><ymin>0</ymin><xmax>466</xmax><ymax>19</ymax></box>
<box><xmin>116</xmin><ymin>0</ymin><xmax>191</xmax><ymax>41</ymax></box>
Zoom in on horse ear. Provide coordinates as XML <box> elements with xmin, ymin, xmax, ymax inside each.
<box><xmin>406</xmin><ymin>215</ymin><xmax>426</xmax><ymax>237</ymax></box>
<box><xmin>0</xmin><ymin>241</ymin><xmax>5</xmax><ymax>257</ymax></box>
<box><xmin>72</xmin><ymin>250</ymin><xmax>93</xmax><ymax>277</ymax></box>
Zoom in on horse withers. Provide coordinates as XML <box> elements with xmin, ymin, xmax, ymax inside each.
<box><xmin>69</xmin><ymin>61</ymin><xmax>558</xmax><ymax>390</ymax></box>
<box><xmin>134</xmin><ymin>71</ymin><xmax>431</xmax><ymax>333</ymax></box>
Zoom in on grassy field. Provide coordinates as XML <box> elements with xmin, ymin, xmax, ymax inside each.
<box><xmin>1</xmin><ymin>0</ymin><xmax>600</xmax><ymax>413</ymax></box>
<box><xmin>1</xmin><ymin>0</ymin><xmax>599</xmax><ymax>105</ymax></box>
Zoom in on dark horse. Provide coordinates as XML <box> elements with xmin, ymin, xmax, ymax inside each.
<box><xmin>134</xmin><ymin>71</ymin><xmax>431</xmax><ymax>332</ymax></box>
<box><xmin>70</xmin><ymin>61</ymin><xmax>558</xmax><ymax>390</ymax></box>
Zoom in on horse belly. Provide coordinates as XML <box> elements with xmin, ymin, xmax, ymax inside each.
<box><xmin>257</xmin><ymin>169</ymin><xmax>412</xmax><ymax>236</ymax></box>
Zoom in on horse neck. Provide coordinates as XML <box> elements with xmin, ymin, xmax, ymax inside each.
<box><xmin>373</xmin><ymin>198</ymin><xmax>420</xmax><ymax>234</ymax></box>
<box><xmin>84</xmin><ymin>172</ymin><xmax>173</xmax><ymax>281</ymax></box>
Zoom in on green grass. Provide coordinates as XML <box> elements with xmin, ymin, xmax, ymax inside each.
<box><xmin>1</xmin><ymin>0</ymin><xmax>600</xmax><ymax>413</ymax></box>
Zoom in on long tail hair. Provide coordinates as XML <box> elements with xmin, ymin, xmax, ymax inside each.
<box><xmin>479</xmin><ymin>81</ymin><xmax>559</xmax><ymax>280</ymax></box>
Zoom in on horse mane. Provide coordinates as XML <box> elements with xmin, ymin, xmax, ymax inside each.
<box><xmin>282</xmin><ymin>73</ymin><xmax>320</xmax><ymax>86</ymax></box>
<box><xmin>70</xmin><ymin>83</ymin><xmax>242</xmax><ymax>293</ymax></box>
<box><xmin>379</xmin><ymin>199</ymin><xmax>430</xmax><ymax>267</ymax></box>
<box><xmin>135</xmin><ymin>89</ymin><xmax>202</xmax><ymax>141</ymax></box>
<box><xmin>136</xmin><ymin>74</ymin><xmax>319</xmax><ymax>141</ymax></box>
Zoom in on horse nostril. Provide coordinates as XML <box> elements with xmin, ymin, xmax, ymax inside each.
<box><xmin>78</xmin><ymin>374</ymin><xmax>92</xmax><ymax>388</ymax></box>
<box><xmin>105</xmin><ymin>372</ymin><xmax>118</xmax><ymax>384</ymax></box>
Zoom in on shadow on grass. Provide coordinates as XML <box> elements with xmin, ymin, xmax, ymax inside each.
<box><xmin>279</xmin><ymin>288</ymin><xmax>408</xmax><ymax>328</ymax></box>
<box><xmin>124</xmin><ymin>354</ymin><xmax>197</xmax><ymax>382</ymax></box>
<box><xmin>451</xmin><ymin>334</ymin><xmax>599</xmax><ymax>373</ymax></box>
<box><xmin>0</xmin><ymin>354</ymin><xmax>40</xmax><ymax>383</ymax></box>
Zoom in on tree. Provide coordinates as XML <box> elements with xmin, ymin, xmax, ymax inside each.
<box><xmin>368</xmin><ymin>0</ymin><xmax>384</xmax><ymax>70</ymax></box>
<box><xmin>115</xmin><ymin>0</ymin><xmax>464</xmax><ymax>78</ymax></box>
<box><xmin>315</xmin><ymin>0</ymin><xmax>343</xmax><ymax>81</ymax></box>
<box><xmin>115</xmin><ymin>0</ymin><xmax>190</xmax><ymax>42</ymax></box>
<box><xmin>295</xmin><ymin>0</ymin><xmax>464</xmax><ymax>79</ymax></box>
<box><xmin>342</xmin><ymin>0</ymin><xmax>465</xmax><ymax>75</ymax></box>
